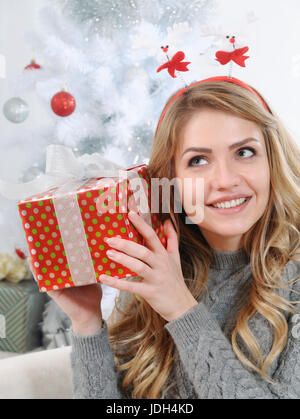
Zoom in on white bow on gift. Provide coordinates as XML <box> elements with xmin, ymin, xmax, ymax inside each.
<box><xmin>0</xmin><ymin>144</ymin><xmax>124</xmax><ymax>201</ymax></box>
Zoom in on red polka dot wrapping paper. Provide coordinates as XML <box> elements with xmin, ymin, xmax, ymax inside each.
<box><xmin>18</xmin><ymin>164</ymin><xmax>167</xmax><ymax>292</ymax></box>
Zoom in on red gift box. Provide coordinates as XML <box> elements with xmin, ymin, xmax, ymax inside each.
<box><xmin>18</xmin><ymin>164</ymin><xmax>167</xmax><ymax>292</ymax></box>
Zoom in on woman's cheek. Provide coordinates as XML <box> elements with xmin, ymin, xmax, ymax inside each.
<box><xmin>246</xmin><ymin>161</ymin><xmax>270</xmax><ymax>196</ymax></box>
<box><xmin>179</xmin><ymin>176</ymin><xmax>205</xmax><ymax>224</ymax></box>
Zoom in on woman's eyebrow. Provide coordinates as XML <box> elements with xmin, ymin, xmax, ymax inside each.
<box><xmin>180</xmin><ymin>138</ymin><xmax>260</xmax><ymax>158</ymax></box>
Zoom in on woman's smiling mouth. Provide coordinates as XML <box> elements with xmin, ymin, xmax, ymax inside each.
<box><xmin>207</xmin><ymin>196</ymin><xmax>252</xmax><ymax>215</ymax></box>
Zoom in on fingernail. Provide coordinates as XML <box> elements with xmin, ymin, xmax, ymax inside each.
<box><xmin>106</xmin><ymin>250</ymin><xmax>116</xmax><ymax>257</ymax></box>
<box><xmin>107</xmin><ymin>237</ymin><xmax>117</xmax><ymax>245</ymax></box>
<box><xmin>128</xmin><ymin>211</ymin><xmax>137</xmax><ymax>218</ymax></box>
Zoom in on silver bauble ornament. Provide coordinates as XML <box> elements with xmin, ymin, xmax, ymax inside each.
<box><xmin>3</xmin><ymin>97</ymin><xmax>29</xmax><ymax>123</ymax></box>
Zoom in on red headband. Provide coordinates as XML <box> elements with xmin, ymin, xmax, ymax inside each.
<box><xmin>156</xmin><ymin>76</ymin><xmax>270</xmax><ymax>132</ymax></box>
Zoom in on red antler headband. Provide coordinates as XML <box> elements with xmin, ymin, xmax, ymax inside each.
<box><xmin>156</xmin><ymin>37</ymin><xmax>270</xmax><ymax>132</ymax></box>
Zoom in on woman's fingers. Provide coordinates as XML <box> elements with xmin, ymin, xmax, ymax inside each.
<box><xmin>106</xmin><ymin>249</ymin><xmax>153</xmax><ymax>279</ymax></box>
<box><xmin>99</xmin><ymin>274</ymin><xmax>151</xmax><ymax>297</ymax></box>
<box><xmin>106</xmin><ymin>236</ymin><xmax>155</xmax><ymax>268</ymax></box>
<box><xmin>127</xmin><ymin>211</ymin><xmax>164</xmax><ymax>254</ymax></box>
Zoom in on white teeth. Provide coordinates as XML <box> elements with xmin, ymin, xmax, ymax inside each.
<box><xmin>212</xmin><ymin>197</ymin><xmax>247</xmax><ymax>209</ymax></box>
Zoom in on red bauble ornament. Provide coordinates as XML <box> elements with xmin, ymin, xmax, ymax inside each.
<box><xmin>15</xmin><ymin>248</ymin><xmax>26</xmax><ymax>259</ymax></box>
<box><xmin>51</xmin><ymin>87</ymin><xmax>76</xmax><ymax>117</ymax></box>
<box><xmin>25</xmin><ymin>59</ymin><xmax>42</xmax><ymax>70</ymax></box>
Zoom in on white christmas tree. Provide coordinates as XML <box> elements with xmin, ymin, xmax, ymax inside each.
<box><xmin>0</xmin><ymin>0</ymin><xmax>219</xmax><ymax>254</ymax></box>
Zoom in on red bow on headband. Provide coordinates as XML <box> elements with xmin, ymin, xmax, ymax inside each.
<box><xmin>157</xmin><ymin>51</ymin><xmax>191</xmax><ymax>78</ymax></box>
<box><xmin>215</xmin><ymin>46</ymin><xmax>250</xmax><ymax>67</ymax></box>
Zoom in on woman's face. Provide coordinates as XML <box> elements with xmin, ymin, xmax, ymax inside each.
<box><xmin>174</xmin><ymin>108</ymin><xmax>271</xmax><ymax>251</ymax></box>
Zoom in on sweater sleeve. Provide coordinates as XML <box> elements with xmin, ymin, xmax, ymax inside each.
<box><xmin>70</xmin><ymin>320</ymin><xmax>124</xmax><ymax>399</ymax></box>
<box><xmin>164</xmin><ymin>261</ymin><xmax>300</xmax><ymax>399</ymax></box>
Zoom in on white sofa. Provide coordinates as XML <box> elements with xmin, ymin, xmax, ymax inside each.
<box><xmin>0</xmin><ymin>346</ymin><xmax>72</xmax><ymax>399</ymax></box>
<box><xmin>0</xmin><ymin>286</ymin><xmax>120</xmax><ymax>399</ymax></box>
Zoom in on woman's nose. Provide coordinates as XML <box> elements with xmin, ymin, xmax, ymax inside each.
<box><xmin>210</xmin><ymin>160</ymin><xmax>241</xmax><ymax>189</ymax></box>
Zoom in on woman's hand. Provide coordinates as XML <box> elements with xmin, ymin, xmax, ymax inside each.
<box><xmin>28</xmin><ymin>257</ymin><xmax>103</xmax><ymax>335</ymax></box>
<box><xmin>99</xmin><ymin>211</ymin><xmax>198</xmax><ymax>322</ymax></box>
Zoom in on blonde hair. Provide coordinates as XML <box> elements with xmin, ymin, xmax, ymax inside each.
<box><xmin>107</xmin><ymin>81</ymin><xmax>300</xmax><ymax>398</ymax></box>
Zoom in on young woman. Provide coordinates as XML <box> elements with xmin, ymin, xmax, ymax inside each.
<box><xmin>31</xmin><ymin>79</ymin><xmax>300</xmax><ymax>399</ymax></box>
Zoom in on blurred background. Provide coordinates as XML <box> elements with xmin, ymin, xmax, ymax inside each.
<box><xmin>0</xmin><ymin>0</ymin><xmax>299</xmax><ymax>356</ymax></box>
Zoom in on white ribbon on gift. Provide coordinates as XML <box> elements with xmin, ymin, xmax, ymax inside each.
<box><xmin>0</xmin><ymin>145</ymin><xmax>152</xmax><ymax>287</ymax></box>
<box><xmin>0</xmin><ymin>144</ymin><xmax>124</xmax><ymax>201</ymax></box>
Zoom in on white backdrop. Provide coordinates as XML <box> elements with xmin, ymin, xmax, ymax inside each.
<box><xmin>1</xmin><ymin>0</ymin><xmax>300</xmax><ymax>152</ymax></box>
<box><xmin>217</xmin><ymin>0</ymin><xmax>300</xmax><ymax>143</ymax></box>
<box><xmin>0</xmin><ymin>0</ymin><xmax>51</xmax><ymax>129</ymax></box>
<box><xmin>0</xmin><ymin>0</ymin><xmax>50</xmax><ymax>179</ymax></box>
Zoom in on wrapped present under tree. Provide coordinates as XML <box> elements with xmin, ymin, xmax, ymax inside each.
<box><xmin>0</xmin><ymin>278</ymin><xmax>47</xmax><ymax>353</ymax></box>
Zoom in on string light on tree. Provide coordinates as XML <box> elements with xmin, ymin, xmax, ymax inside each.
<box><xmin>57</xmin><ymin>0</ymin><xmax>213</xmax><ymax>37</ymax></box>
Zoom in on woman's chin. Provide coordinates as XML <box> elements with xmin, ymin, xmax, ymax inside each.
<box><xmin>199</xmin><ymin>225</ymin><xmax>250</xmax><ymax>239</ymax></box>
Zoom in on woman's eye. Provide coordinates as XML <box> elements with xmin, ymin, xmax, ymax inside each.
<box><xmin>187</xmin><ymin>147</ymin><xmax>256</xmax><ymax>168</ymax></box>
<box><xmin>237</xmin><ymin>147</ymin><xmax>256</xmax><ymax>158</ymax></box>
<box><xmin>188</xmin><ymin>156</ymin><xmax>207</xmax><ymax>167</ymax></box>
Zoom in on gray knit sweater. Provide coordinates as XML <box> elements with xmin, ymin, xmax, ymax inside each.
<box><xmin>70</xmin><ymin>248</ymin><xmax>300</xmax><ymax>399</ymax></box>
